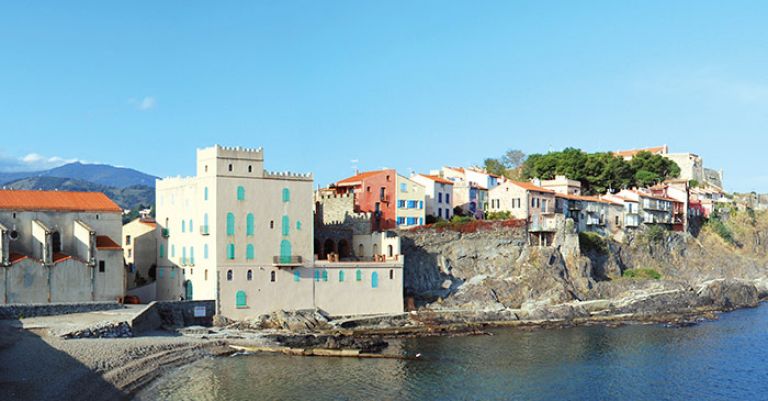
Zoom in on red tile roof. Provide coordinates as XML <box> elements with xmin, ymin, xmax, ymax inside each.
<box><xmin>509</xmin><ymin>181</ymin><xmax>555</xmax><ymax>193</ymax></box>
<box><xmin>613</xmin><ymin>145</ymin><xmax>668</xmax><ymax>158</ymax></box>
<box><xmin>53</xmin><ymin>253</ymin><xmax>72</xmax><ymax>264</ymax></box>
<box><xmin>9</xmin><ymin>252</ymin><xmax>28</xmax><ymax>264</ymax></box>
<box><xmin>417</xmin><ymin>175</ymin><xmax>454</xmax><ymax>185</ymax></box>
<box><xmin>96</xmin><ymin>235</ymin><xmax>122</xmax><ymax>250</ymax></box>
<box><xmin>336</xmin><ymin>170</ymin><xmax>390</xmax><ymax>186</ymax></box>
<box><xmin>0</xmin><ymin>190</ymin><xmax>122</xmax><ymax>213</ymax></box>
<box><xmin>555</xmin><ymin>193</ymin><xmax>623</xmax><ymax>205</ymax></box>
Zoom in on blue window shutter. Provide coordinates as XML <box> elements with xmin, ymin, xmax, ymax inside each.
<box><xmin>204</xmin><ymin>187</ymin><xmax>208</xmax><ymax>201</ymax></box>
<box><xmin>322</xmin><ymin>270</ymin><xmax>328</xmax><ymax>282</ymax></box>
<box><xmin>372</xmin><ymin>272</ymin><xmax>379</xmax><ymax>288</ymax></box>
<box><xmin>226</xmin><ymin>213</ymin><xmax>235</xmax><ymax>236</ymax></box>
<box><xmin>314</xmin><ymin>270</ymin><xmax>320</xmax><ymax>282</ymax></box>
<box><xmin>294</xmin><ymin>270</ymin><xmax>301</xmax><ymax>282</ymax></box>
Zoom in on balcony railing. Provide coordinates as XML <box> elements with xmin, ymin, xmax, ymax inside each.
<box><xmin>273</xmin><ymin>255</ymin><xmax>303</xmax><ymax>266</ymax></box>
<box><xmin>200</xmin><ymin>225</ymin><xmax>209</xmax><ymax>235</ymax></box>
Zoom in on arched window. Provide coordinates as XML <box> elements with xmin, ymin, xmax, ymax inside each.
<box><xmin>227</xmin><ymin>243</ymin><xmax>235</xmax><ymax>260</ymax></box>
<box><xmin>248</xmin><ymin>165</ymin><xmax>253</xmax><ymax>173</ymax></box>
<box><xmin>237</xmin><ymin>186</ymin><xmax>245</xmax><ymax>201</ymax></box>
<box><xmin>339</xmin><ymin>270</ymin><xmax>345</xmax><ymax>282</ymax></box>
<box><xmin>294</xmin><ymin>270</ymin><xmax>301</xmax><ymax>282</ymax></box>
<box><xmin>235</xmin><ymin>291</ymin><xmax>246</xmax><ymax>308</ymax></box>
<box><xmin>282</xmin><ymin>188</ymin><xmax>290</xmax><ymax>202</ymax></box>
<box><xmin>228</xmin><ymin>164</ymin><xmax>233</xmax><ymax>172</ymax></box>
<box><xmin>270</xmin><ymin>271</ymin><xmax>276</xmax><ymax>282</ymax></box>
<box><xmin>246</xmin><ymin>244</ymin><xmax>254</xmax><ymax>260</ymax></box>
<box><xmin>322</xmin><ymin>270</ymin><xmax>328</xmax><ymax>282</ymax></box>
<box><xmin>282</xmin><ymin>215</ymin><xmax>290</xmax><ymax>236</ymax></box>
<box><xmin>358</xmin><ymin>244</ymin><xmax>364</xmax><ymax>257</ymax></box>
<box><xmin>246</xmin><ymin>213</ymin><xmax>254</xmax><ymax>236</ymax></box>
<box><xmin>226</xmin><ymin>213</ymin><xmax>235</xmax><ymax>236</ymax></box>
<box><xmin>247</xmin><ymin>270</ymin><xmax>253</xmax><ymax>281</ymax></box>
<box><xmin>372</xmin><ymin>272</ymin><xmax>379</xmax><ymax>288</ymax></box>
<box><xmin>204</xmin><ymin>187</ymin><xmax>209</xmax><ymax>201</ymax></box>
<box><xmin>227</xmin><ymin>270</ymin><xmax>233</xmax><ymax>281</ymax></box>
<box><xmin>356</xmin><ymin>269</ymin><xmax>362</xmax><ymax>282</ymax></box>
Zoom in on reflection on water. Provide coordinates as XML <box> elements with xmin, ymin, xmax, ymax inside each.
<box><xmin>137</xmin><ymin>305</ymin><xmax>768</xmax><ymax>401</ymax></box>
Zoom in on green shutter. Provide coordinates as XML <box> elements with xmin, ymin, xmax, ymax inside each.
<box><xmin>282</xmin><ymin>188</ymin><xmax>290</xmax><ymax>202</ymax></box>
<box><xmin>237</xmin><ymin>186</ymin><xmax>245</xmax><ymax>201</ymax></box>
<box><xmin>159</xmin><ymin>244</ymin><xmax>165</xmax><ymax>258</ymax></box>
<box><xmin>228</xmin><ymin>243</ymin><xmax>235</xmax><ymax>260</ymax></box>
<box><xmin>246</xmin><ymin>244</ymin><xmax>254</xmax><ymax>260</ymax></box>
<box><xmin>235</xmin><ymin>291</ymin><xmax>247</xmax><ymax>308</ymax></box>
<box><xmin>246</xmin><ymin>213</ymin><xmax>254</xmax><ymax>236</ymax></box>
<box><xmin>356</xmin><ymin>269</ymin><xmax>362</xmax><ymax>282</ymax></box>
<box><xmin>339</xmin><ymin>270</ymin><xmax>345</xmax><ymax>282</ymax></box>
<box><xmin>226</xmin><ymin>213</ymin><xmax>235</xmax><ymax>236</ymax></box>
<box><xmin>282</xmin><ymin>215</ymin><xmax>290</xmax><ymax>236</ymax></box>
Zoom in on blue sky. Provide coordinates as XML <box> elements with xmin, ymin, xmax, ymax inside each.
<box><xmin>1</xmin><ymin>1</ymin><xmax>767</xmax><ymax>192</ymax></box>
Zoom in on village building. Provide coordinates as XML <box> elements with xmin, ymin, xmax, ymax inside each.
<box><xmin>0</xmin><ymin>190</ymin><xmax>125</xmax><ymax>304</ymax></box>
<box><xmin>411</xmin><ymin>174</ymin><xmax>454</xmax><ymax>221</ymax></box>
<box><xmin>540</xmin><ymin>175</ymin><xmax>582</xmax><ymax>195</ymax></box>
<box><xmin>609</xmin><ymin>189</ymin><xmax>682</xmax><ymax>230</ymax></box>
<box><xmin>331</xmin><ymin>170</ymin><xmax>425</xmax><ymax>230</ymax></box>
<box><xmin>554</xmin><ymin>193</ymin><xmax>624</xmax><ymax>235</ymax></box>
<box><xmin>614</xmin><ymin>145</ymin><xmax>725</xmax><ymax>190</ymax></box>
<box><xmin>488</xmin><ymin>181</ymin><xmax>557</xmax><ymax>244</ymax></box>
<box><xmin>155</xmin><ymin>146</ymin><xmax>403</xmax><ymax>321</ymax></box>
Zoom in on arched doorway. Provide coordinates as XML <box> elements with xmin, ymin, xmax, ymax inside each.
<box><xmin>51</xmin><ymin>231</ymin><xmax>62</xmax><ymax>253</ymax></box>
<box><xmin>185</xmin><ymin>280</ymin><xmax>193</xmax><ymax>300</ymax></box>
<box><xmin>372</xmin><ymin>243</ymin><xmax>379</xmax><ymax>256</ymax></box>
<box><xmin>338</xmin><ymin>240</ymin><xmax>350</xmax><ymax>259</ymax></box>
<box><xmin>358</xmin><ymin>243</ymin><xmax>364</xmax><ymax>258</ymax></box>
<box><xmin>323</xmin><ymin>239</ymin><xmax>336</xmax><ymax>259</ymax></box>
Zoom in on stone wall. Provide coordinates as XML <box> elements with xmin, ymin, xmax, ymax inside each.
<box><xmin>130</xmin><ymin>300</ymin><xmax>215</xmax><ymax>334</ymax></box>
<box><xmin>0</xmin><ymin>301</ymin><xmax>122</xmax><ymax>320</ymax></box>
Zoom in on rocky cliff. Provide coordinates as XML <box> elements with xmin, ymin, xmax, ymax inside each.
<box><xmin>399</xmin><ymin>211</ymin><xmax>768</xmax><ymax>322</ymax></box>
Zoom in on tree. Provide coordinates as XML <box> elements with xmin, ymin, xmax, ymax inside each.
<box><xmin>483</xmin><ymin>158</ymin><xmax>508</xmax><ymax>178</ymax></box>
<box><xmin>501</xmin><ymin>150</ymin><xmax>526</xmax><ymax>168</ymax></box>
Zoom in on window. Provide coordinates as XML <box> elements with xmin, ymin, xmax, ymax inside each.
<box><xmin>204</xmin><ymin>244</ymin><xmax>209</xmax><ymax>259</ymax></box>
<box><xmin>386</xmin><ymin>175</ymin><xmax>391</xmax><ymax>181</ymax></box>
<box><xmin>282</xmin><ymin>188</ymin><xmax>290</xmax><ymax>202</ymax></box>
<box><xmin>227</xmin><ymin>243</ymin><xmax>235</xmax><ymax>260</ymax></box>
<box><xmin>182</xmin><ymin>247</ymin><xmax>187</xmax><ymax>264</ymax></box>
<box><xmin>247</xmin><ymin>270</ymin><xmax>253</xmax><ymax>281</ymax></box>
<box><xmin>248</xmin><ymin>165</ymin><xmax>253</xmax><ymax>173</ymax></box>
<box><xmin>246</xmin><ymin>244</ymin><xmax>254</xmax><ymax>260</ymax></box>
<box><xmin>296</xmin><ymin>221</ymin><xmax>302</xmax><ymax>230</ymax></box>
<box><xmin>170</xmin><ymin>269</ymin><xmax>176</xmax><ymax>279</ymax></box>
<box><xmin>98</xmin><ymin>261</ymin><xmax>105</xmax><ymax>273</ymax></box>
<box><xmin>408</xmin><ymin>200</ymin><xmax>418</xmax><ymax>208</ymax></box>
<box><xmin>235</xmin><ymin>291</ymin><xmax>246</xmax><ymax>308</ymax></box>
<box><xmin>339</xmin><ymin>271</ymin><xmax>345</xmax><ymax>282</ymax></box>
<box><xmin>158</xmin><ymin>268</ymin><xmax>164</xmax><ymax>278</ymax></box>
<box><xmin>398</xmin><ymin>200</ymin><xmax>406</xmax><ymax>208</ymax></box>
<box><xmin>171</xmin><ymin>245</ymin><xmax>175</xmax><ymax>257</ymax></box>
<box><xmin>419</xmin><ymin>201</ymin><xmax>424</xmax><ymax>209</ymax></box>
<box><xmin>294</xmin><ymin>270</ymin><xmax>301</xmax><ymax>282</ymax></box>
<box><xmin>228</xmin><ymin>164</ymin><xmax>233</xmax><ymax>172</ymax></box>
<box><xmin>389</xmin><ymin>269</ymin><xmax>394</xmax><ymax>279</ymax></box>
<box><xmin>204</xmin><ymin>269</ymin><xmax>208</xmax><ymax>281</ymax></box>
<box><xmin>203</xmin><ymin>213</ymin><xmax>209</xmax><ymax>234</ymax></box>
<box><xmin>406</xmin><ymin>217</ymin><xmax>417</xmax><ymax>225</ymax></box>
<box><xmin>204</xmin><ymin>187</ymin><xmax>209</xmax><ymax>201</ymax></box>
<box><xmin>227</xmin><ymin>270</ymin><xmax>233</xmax><ymax>281</ymax></box>
<box><xmin>159</xmin><ymin>244</ymin><xmax>165</xmax><ymax>258</ymax></box>
<box><xmin>371</xmin><ymin>272</ymin><xmax>379</xmax><ymax>288</ymax></box>
<box><xmin>322</xmin><ymin>270</ymin><xmax>328</xmax><ymax>282</ymax></box>
<box><xmin>182</xmin><ymin>220</ymin><xmax>186</xmax><ymax>233</ymax></box>
<box><xmin>189</xmin><ymin>219</ymin><xmax>194</xmax><ymax>232</ymax></box>
<box><xmin>532</xmin><ymin>198</ymin><xmax>536</xmax><ymax>208</ymax></box>
<box><xmin>125</xmin><ymin>235</ymin><xmax>131</xmax><ymax>245</ymax></box>
<box><xmin>226</xmin><ymin>213</ymin><xmax>235</xmax><ymax>235</ymax></box>
<box><xmin>270</xmin><ymin>220</ymin><xmax>274</xmax><ymax>229</ymax></box>
<box><xmin>246</xmin><ymin>213</ymin><xmax>254</xmax><ymax>236</ymax></box>
<box><xmin>237</xmin><ymin>186</ymin><xmax>245</xmax><ymax>201</ymax></box>
<box><xmin>270</xmin><ymin>271</ymin><xmax>276</xmax><ymax>282</ymax></box>
<box><xmin>400</xmin><ymin>183</ymin><xmax>407</xmax><ymax>192</ymax></box>
<box><xmin>397</xmin><ymin>217</ymin><xmax>405</xmax><ymax>225</ymax></box>
<box><xmin>366</xmin><ymin>186</ymin><xmax>371</xmax><ymax>193</ymax></box>
<box><xmin>356</xmin><ymin>269</ymin><xmax>362</xmax><ymax>281</ymax></box>
<box><xmin>438</xmin><ymin>193</ymin><xmax>443</xmax><ymax>203</ymax></box>
<box><xmin>419</xmin><ymin>217</ymin><xmax>424</xmax><ymax>225</ymax></box>
<box><xmin>314</xmin><ymin>270</ymin><xmax>321</xmax><ymax>282</ymax></box>
<box><xmin>190</xmin><ymin>246</ymin><xmax>195</xmax><ymax>264</ymax></box>
<box><xmin>205</xmin><ymin>165</ymin><xmax>208</xmax><ymax>172</ymax></box>
<box><xmin>282</xmin><ymin>215</ymin><xmax>290</xmax><ymax>236</ymax></box>
<box><xmin>446</xmin><ymin>194</ymin><xmax>450</xmax><ymax>204</ymax></box>
<box><xmin>438</xmin><ymin>208</ymin><xmax>442</xmax><ymax>218</ymax></box>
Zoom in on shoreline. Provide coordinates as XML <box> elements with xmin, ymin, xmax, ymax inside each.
<box><xmin>1</xmin><ymin>297</ymin><xmax>763</xmax><ymax>401</ymax></box>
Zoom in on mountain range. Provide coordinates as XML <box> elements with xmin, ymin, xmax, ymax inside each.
<box><xmin>0</xmin><ymin>162</ymin><xmax>158</xmax><ymax>219</ymax></box>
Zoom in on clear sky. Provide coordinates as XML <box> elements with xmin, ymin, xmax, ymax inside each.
<box><xmin>1</xmin><ymin>1</ymin><xmax>767</xmax><ymax>192</ymax></box>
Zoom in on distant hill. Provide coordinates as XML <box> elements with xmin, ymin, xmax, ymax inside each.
<box><xmin>0</xmin><ymin>162</ymin><xmax>157</xmax><ymax>189</ymax></box>
<box><xmin>3</xmin><ymin>176</ymin><xmax>155</xmax><ymax>214</ymax></box>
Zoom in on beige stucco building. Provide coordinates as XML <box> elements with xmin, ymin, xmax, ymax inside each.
<box><xmin>395</xmin><ymin>175</ymin><xmax>426</xmax><ymax>227</ymax></box>
<box><xmin>411</xmin><ymin>174</ymin><xmax>454</xmax><ymax>221</ymax></box>
<box><xmin>0</xmin><ymin>190</ymin><xmax>125</xmax><ymax>304</ymax></box>
<box><xmin>157</xmin><ymin>145</ymin><xmax>404</xmax><ymax>320</ymax></box>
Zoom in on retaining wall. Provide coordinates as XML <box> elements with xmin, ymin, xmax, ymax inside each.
<box><xmin>0</xmin><ymin>301</ymin><xmax>122</xmax><ymax>320</ymax></box>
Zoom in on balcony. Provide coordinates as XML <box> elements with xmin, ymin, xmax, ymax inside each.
<box><xmin>529</xmin><ymin>216</ymin><xmax>557</xmax><ymax>232</ymax></box>
<box><xmin>161</xmin><ymin>228</ymin><xmax>170</xmax><ymax>238</ymax></box>
<box><xmin>200</xmin><ymin>225</ymin><xmax>210</xmax><ymax>235</ymax></box>
<box><xmin>273</xmin><ymin>255</ymin><xmax>303</xmax><ymax>266</ymax></box>
<box><xmin>380</xmin><ymin>194</ymin><xmax>391</xmax><ymax>203</ymax></box>
<box><xmin>625</xmin><ymin>214</ymin><xmax>641</xmax><ymax>227</ymax></box>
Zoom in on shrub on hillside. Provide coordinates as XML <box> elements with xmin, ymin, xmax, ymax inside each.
<box><xmin>622</xmin><ymin>268</ymin><xmax>662</xmax><ymax>280</ymax></box>
<box><xmin>579</xmin><ymin>231</ymin><xmax>608</xmax><ymax>255</ymax></box>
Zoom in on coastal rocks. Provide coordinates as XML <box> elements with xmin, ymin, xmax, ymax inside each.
<box><xmin>63</xmin><ymin>321</ymin><xmax>133</xmax><ymax>339</ymax></box>
<box><xmin>224</xmin><ymin>309</ymin><xmax>332</xmax><ymax>333</ymax></box>
<box><xmin>271</xmin><ymin>334</ymin><xmax>389</xmax><ymax>354</ymax></box>
<box><xmin>697</xmin><ymin>279</ymin><xmax>760</xmax><ymax>310</ymax></box>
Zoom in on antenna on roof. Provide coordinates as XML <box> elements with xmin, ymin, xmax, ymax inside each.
<box><xmin>351</xmin><ymin>159</ymin><xmax>359</xmax><ymax>175</ymax></box>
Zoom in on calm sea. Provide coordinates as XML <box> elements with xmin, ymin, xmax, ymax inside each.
<box><xmin>136</xmin><ymin>304</ymin><xmax>768</xmax><ymax>401</ymax></box>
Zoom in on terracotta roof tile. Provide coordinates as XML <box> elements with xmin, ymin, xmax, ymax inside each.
<box><xmin>417</xmin><ymin>175</ymin><xmax>454</xmax><ymax>185</ymax></box>
<box><xmin>0</xmin><ymin>190</ymin><xmax>121</xmax><ymax>213</ymax></box>
<box><xmin>509</xmin><ymin>181</ymin><xmax>555</xmax><ymax>193</ymax></box>
<box><xmin>96</xmin><ymin>235</ymin><xmax>122</xmax><ymax>250</ymax></box>
<box><xmin>9</xmin><ymin>252</ymin><xmax>28</xmax><ymax>264</ymax></box>
<box><xmin>613</xmin><ymin>146</ymin><xmax>668</xmax><ymax>158</ymax></box>
<box><xmin>53</xmin><ymin>253</ymin><xmax>72</xmax><ymax>264</ymax></box>
<box><xmin>336</xmin><ymin>170</ymin><xmax>391</xmax><ymax>186</ymax></box>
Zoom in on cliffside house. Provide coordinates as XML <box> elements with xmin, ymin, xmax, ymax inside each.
<box><xmin>411</xmin><ymin>174</ymin><xmax>454</xmax><ymax>221</ymax></box>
